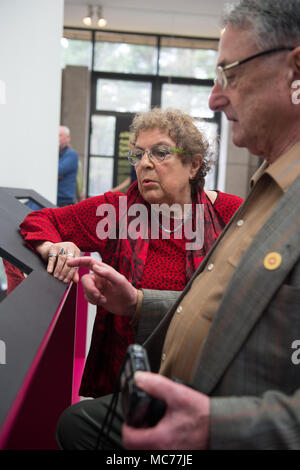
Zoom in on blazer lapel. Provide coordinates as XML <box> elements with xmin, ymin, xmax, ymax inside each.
<box><xmin>193</xmin><ymin>176</ymin><xmax>300</xmax><ymax>394</ymax></box>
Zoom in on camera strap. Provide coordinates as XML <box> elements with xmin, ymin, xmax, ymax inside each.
<box><xmin>94</xmin><ymin>358</ymin><xmax>126</xmax><ymax>450</ymax></box>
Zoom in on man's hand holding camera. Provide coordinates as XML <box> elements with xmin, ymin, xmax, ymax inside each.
<box><xmin>122</xmin><ymin>371</ymin><xmax>210</xmax><ymax>450</ymax></box>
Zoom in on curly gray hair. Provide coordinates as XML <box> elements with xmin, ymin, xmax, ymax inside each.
<box><xmin>129</xmin><ymin>107</ymin><xmax>214</xmax><ymax>193</ymax></box>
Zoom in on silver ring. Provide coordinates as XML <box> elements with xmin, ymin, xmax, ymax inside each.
<box><xmin>48</xmin><ymin>253</ymin><xmax>57</xmax><ymax>258</ymax></box>
<box><xmin>59</xmin><ymin>248</ymin><xmax>66</xmax><ymax>255</ymax></box>
<box><xmin>66</xmin><ymin>252</ymin><xmax>75</xmax><ymax>258</ymax></box>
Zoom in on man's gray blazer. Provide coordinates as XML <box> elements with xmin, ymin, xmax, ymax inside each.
<box><xmin>135</xmin><ymin>175</ymin><xmax>300</xmax><ymax>449</ymax></box>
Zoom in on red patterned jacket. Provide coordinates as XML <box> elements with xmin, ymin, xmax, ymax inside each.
<box><xmin>20</xmin><ymin>182</ymin><xmax>243</xmax><ymax>397</ymax></box>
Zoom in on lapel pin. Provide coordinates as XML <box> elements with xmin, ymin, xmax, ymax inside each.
<box><xmin>263</xmin><ymin>252</ymin><xmax>282</xmax><ymax>271</ymax></box>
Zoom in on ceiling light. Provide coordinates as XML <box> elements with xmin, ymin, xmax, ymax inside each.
<box><xmin>82</xmin><ymin>5</ymin><xmax>93</xmax><ymax>26</ymax></box>
<box><xmin>97</xmin><ymin>6</ymin><xmax>107</xmax><ymax>27</ymax></box>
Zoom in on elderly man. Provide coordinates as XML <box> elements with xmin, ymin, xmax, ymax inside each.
<box><xmin>57</xmin><ymin>0</ymin><xmax>300</xmax><ymax>450</ymax></box>
<box><xmin>58</xmin><ymin>125</ymin><xmax>78</xmax><ymax>207</ymax></box>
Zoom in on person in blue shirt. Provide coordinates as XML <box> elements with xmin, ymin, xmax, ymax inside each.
<box><xmin>58</xmin><ymin>126</ymin><xmax>78</xmax><ymax>207</ymax></box>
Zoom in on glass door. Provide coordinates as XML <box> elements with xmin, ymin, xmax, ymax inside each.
<box><xmin>88</xmin><ymin>76</ymin><xmax>152</xmax><ymax>196</ymax></box>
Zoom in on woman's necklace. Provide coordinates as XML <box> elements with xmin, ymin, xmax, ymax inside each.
<box><xmin>159</xmin><ymin>214</ymin><xmax>192</xmax><ymax>234</ymax></box>
<box><xmin>159</xmin><ymin>219</ymin><xmax>185</xmax><ymax>234</ymax></box>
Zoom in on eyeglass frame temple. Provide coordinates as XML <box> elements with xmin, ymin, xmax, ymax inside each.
<box><xmin>215</xmin><ymin>46</ymin><xmax>294</xmax><ymax>88</ymax></box>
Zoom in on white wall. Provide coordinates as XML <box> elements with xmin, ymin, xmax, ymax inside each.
<box><xmin>217</xmin><ymin>113</ymin><xmax>229</xmax><ymax>193</ymax></box>
<box><xmin>64</xmin><ymin>0</ymin><xmax>230</xmax><ymax>38</ymax></box>
<box><xmin>0</xmin><ymin>0</ymin><xmax>64</xmax><ymax>204</ymax></box>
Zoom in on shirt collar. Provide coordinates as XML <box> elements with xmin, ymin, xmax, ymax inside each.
<box><xmin>250</xmin><ymin>141</ymin><xmax>300</xmax><ymax>192</ymax></box>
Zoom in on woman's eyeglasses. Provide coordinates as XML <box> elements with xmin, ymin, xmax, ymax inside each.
<box><xmin>127</xmin><ymin>145</ymin><xmax>184</xmax><ymax>166</ymax></box>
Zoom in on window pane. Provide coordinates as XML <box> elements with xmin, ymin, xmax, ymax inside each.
<box><xmin>94</xmin><ymin>44</ymin><xmax>157</xmax><ymax>75</ymax></box>
<box><xmin>94</xmin><ymin>32</ymin><xmax>157</xmax><ymax>74</ymax></box>
<box><xmin>88</xmin><ymin>157</ymin><xmax>114</xmax><ymax>196</ymax></box>
<box><xmin>90</xmin><ymin>115</ymin><xmax>116</xmax><ymax>156</ymax></box>
<box><xmin>161</xmin><ymin>83</ymin><xmax>213</xmax><ymax>118</ymax></box>
<box><xmin>61</xmin><ymin>35</ymin><xmax>92</xmax><ymax>69</ymax></box>
<box><xmin>159</xmin><ymin>47</ymin><xmax>217</xmax><ymax>79</ymax></box>
<box><xmin>96</xmin><ymin>79</ymin><xmax>151</xmax><ymax>113</ymax></box>
<box><xmin>195</xmin><ymin>121</ymin><xmax>219</xmax><ymax>189</ymax></box>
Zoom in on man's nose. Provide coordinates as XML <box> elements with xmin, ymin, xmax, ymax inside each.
<box><xmin>209</xmin><ymin>82</ymin><xmax>229</xmax><ymax>112</ymax></box>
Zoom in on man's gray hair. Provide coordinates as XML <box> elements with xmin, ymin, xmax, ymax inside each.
<box><xmin>223</xmin><ymin>0</ymin><xmax>300</xmax><ymax>50</ymax></box>
<box><xmin>61</xmin><ymin>125</ymin><xmax>70</xmax><ymax>136</ymax></box>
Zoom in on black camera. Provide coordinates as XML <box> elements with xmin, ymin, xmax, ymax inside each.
<box><xmin>120</xmin><ymin>344</ymin><xmax>166</xmax><ymax>428</ymax></box>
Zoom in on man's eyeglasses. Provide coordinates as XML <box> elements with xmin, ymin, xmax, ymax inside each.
<box><xmin>127</xmin><ymin>145</ymin><xmax>184</xmax><ymax>166</ymax></box>
<box><xmin>215</xmin><ymin>46</ymin><xmax>294</xmax><ymax>89</ymax></box>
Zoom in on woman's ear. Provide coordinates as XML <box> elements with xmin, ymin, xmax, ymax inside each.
<box><xmin>189</xmin><ymin>154</ymin><xmax>203</xmax><ymax>179</ymax></box>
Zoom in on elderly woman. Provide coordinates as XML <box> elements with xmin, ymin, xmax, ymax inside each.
<box><xmin>20</xmin><ymin>108</ymin><xmax>243</xmax><ymax>397</ymax></box>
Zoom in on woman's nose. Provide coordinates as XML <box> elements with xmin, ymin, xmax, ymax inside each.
<box><xmin>139</xmin><ymin>151</ymin><xmax>154</xmax><ymax>167</ymax></box>
<box><xmin>209</xmin><ymin>82</ymin><xmax>229</xmax><ymax>112</ymax></box>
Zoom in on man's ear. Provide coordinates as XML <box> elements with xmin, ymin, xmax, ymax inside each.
<box><xmin>288</xmin><ymin>47</ymin><xmax>300</xmax><ymax>104</ymax></box>
<box><xmin>289</xmin><ymin>46</ymin><xmax>300</xmax><ymax>77</ymax></box>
